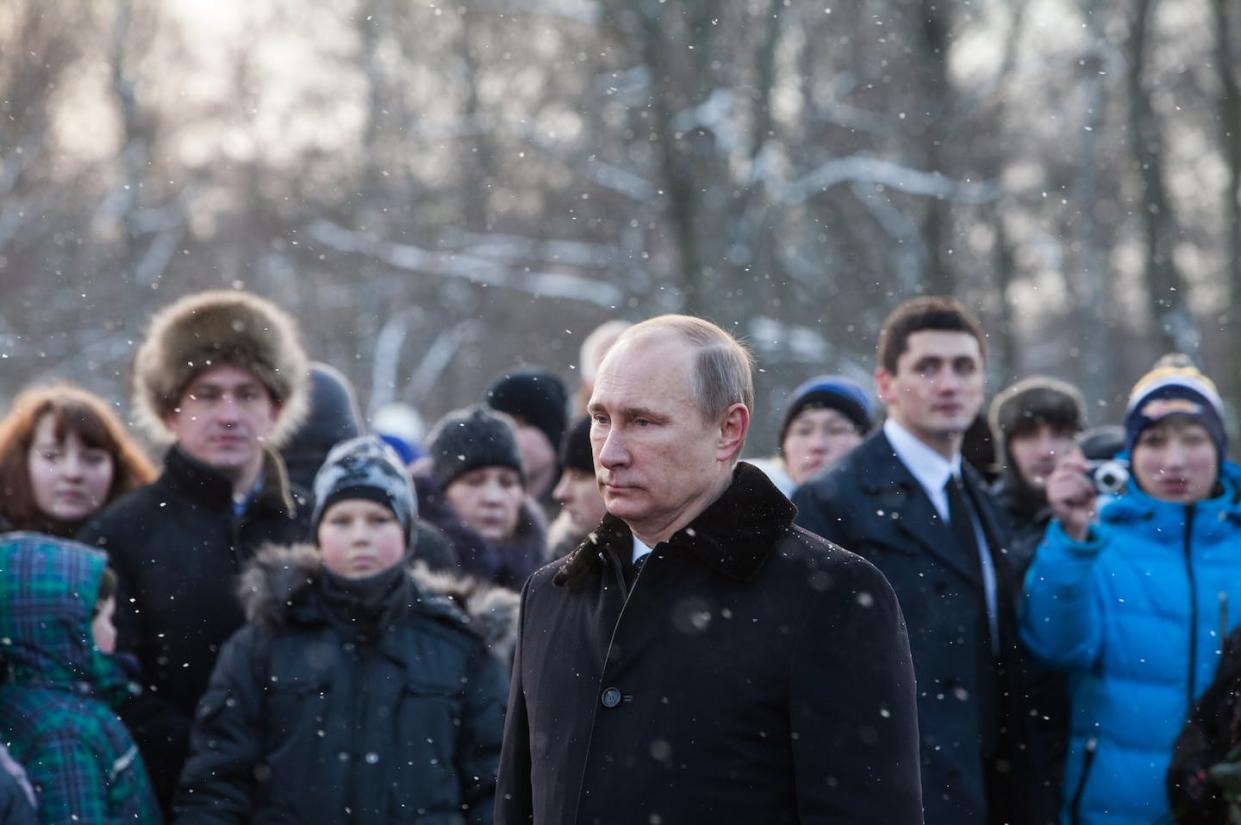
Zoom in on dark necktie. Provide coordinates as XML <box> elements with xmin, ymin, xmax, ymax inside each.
<box><xmin>945</xmin><ymin>475</ymin><xmax>981</xmax><ymax>570</ymax></box>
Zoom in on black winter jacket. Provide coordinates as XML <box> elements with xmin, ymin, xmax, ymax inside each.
<box><xmin>77</xmin><ymin>446</ymin><xmax>310</xmax><ymax>806</ymax></box>
<box><xmin>173</xmin><ymin>544</ymin><xmax>511</xmax><ymax>825</ymax></box>
<box><xmin>1167</xmin><ymin>625</ymin><xmax>1241</xmax><ymax>825</ymax></box>
<box><xmin>496</xmin><ymin>462</ymin><xmax>923</xmax><ymax>825</ymax></box>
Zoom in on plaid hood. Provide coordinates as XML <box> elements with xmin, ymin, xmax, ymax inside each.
<box><xmin>0</xmin><ymin>533</ymin><xmax>121</xmax><ymax>695</ymax></box>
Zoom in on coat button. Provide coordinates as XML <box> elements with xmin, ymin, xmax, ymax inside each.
<box><xmin>601</xmin><ymin>687</ymin><xmax>623</xmax><ymax>708</ymax></box>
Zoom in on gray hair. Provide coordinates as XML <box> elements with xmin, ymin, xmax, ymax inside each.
<box><xmin>618</xmin><ymin>315</ymin><xmax>755</xmax><ymax>423</ymax></box>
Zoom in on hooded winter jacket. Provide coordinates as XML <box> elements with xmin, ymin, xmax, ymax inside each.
<box><xmin>0</xmin><ymin>533</ymin><xmax>161</xmax><ymax>825</ymax></box>
<box><xmin>173</xmin><ymin>544</ymin><xmax>512</xmax><ymax>825</ymax></box>
<box><xmin>1020</xmin><ymin>462</ymin><xmax>1241</xmax><ymax>825</ymax></box>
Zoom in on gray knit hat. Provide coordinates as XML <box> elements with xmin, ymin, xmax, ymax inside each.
<box><xmin>427</xmin><ymin>405</ymin><xmax>525</xmax><ymax>489</ymax></box>
<box><xmin>311</xmin><ymin>436</ymin><xmax>417</xmax><ymax>544</ymax></box>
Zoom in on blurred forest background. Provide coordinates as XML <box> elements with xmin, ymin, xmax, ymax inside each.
<box><xmin>1</xmin><ymin>0</ymin><xmax>1239</xmax><ymax>454</ymax></box>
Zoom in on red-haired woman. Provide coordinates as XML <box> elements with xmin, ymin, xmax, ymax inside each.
<box><xmin>0</xmin><ymin>384</ymin><xmax>154</xmax><ymax>537</ymax></box>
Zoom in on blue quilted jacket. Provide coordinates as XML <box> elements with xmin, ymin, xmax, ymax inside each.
<box><xmin>1021</xmin><ymin>462</ymin><xmax>1241</xmax><ymax>825</ymax></box>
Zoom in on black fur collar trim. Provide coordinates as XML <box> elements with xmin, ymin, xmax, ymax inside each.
<box><xmin>553</xmin><ymin>462</ymin><xmax>796</xmax><ymax>588</ymax></box>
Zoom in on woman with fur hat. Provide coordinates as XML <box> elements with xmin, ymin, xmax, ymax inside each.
<box><xmin>77</xmin><ymin>289</ymin><xmax>313</xmax><ymax>809</ymax></box>
<box><xmin>174</xmin><ymin>436</ymin><xmax>510</xmax><ymax>825</ymax></box>
<box><xmin>1021</xmin><ymin>356</ymin><xmax>1241</xmax><ymax>825</ymax></box>
<box><xmin>0</xmin><ymin>383</ymin><xmax>154</xmax><ymax>537</ymax></box>
<box><xmin>415</xmin><ymin>406</ymin><xmax>547</xmax><ymax>589</ymax></box>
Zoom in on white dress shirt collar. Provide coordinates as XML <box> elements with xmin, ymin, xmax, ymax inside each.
<box><xmin>883</xmin><ymin>418</ymin><xmax>961</xmax><ymax>521</ymax></box>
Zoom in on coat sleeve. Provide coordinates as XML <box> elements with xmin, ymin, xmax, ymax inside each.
<box><xmin>791</xmin><ymin>481</ymin><xmax>848</xmax><ymax>546</ymax></box>
<box><xmin>455</xmin><ymin>639</ymin><xmax>508</xmax><ymax>825</ymax></box>
<box><xmin>493</xmin><ymin>579</ymin><xmax>534</xmax><ymax>824</ymax></box>
<box><xmin>1166</xmin><ymin>627</ymin><xmax>1241</xmax><ymax>825</ymax></box>
<box><xmin>789</xmin><ymin>542</ymin><xmax>923</xmax><ymax>824</ymax></box>
<box><xmin>21</xmin><ymin>732</ymin><xmax>118</xmax><ymax>825</ymax></box>
<box><xmin>1019</xmin><ymin>518</ymin><xmax>1108</xmax><ymax>671</ymax></box>
<box><xmin>172</xmin><ymin>627</ymin><xmax>266</xmax><ymax>825</ymax></box>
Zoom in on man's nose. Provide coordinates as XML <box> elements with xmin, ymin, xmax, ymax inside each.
<box><xmin>216</xmin><ymin>394</ymin><xmax>242</xmax><ymax>420</ymax></box>
<box><xmin>935</xmin><ymin>365</ymin><xmax>962</xmax><ymax>391</ymax></box>
<box><xmin>552</xmin><ymin>477</ymin><xmax>571</xmax><ymax>503</ymax></box>
<box><xmin>596</xmin><ymin>429</ymin><xmax>628</xmax><ymax>468</ymax></box>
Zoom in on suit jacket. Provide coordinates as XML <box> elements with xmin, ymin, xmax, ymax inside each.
<box><xmin>496</xmin><ymin>462</ymin><xmax>923</xmax><ymax>824</ymax></box>
<box><xmin>793</xmin><ymin>431</ymin><xmax>1029</xmax><ymax>825</ymax></box>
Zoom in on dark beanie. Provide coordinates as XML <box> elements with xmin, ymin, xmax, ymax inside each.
<box><xmin>485</xmin><ymin>367</ymin><xmax>568</xmax><ymax>455</ymax></box>
<box><xmin>281</xmin><ymin>362</ymin><xmax>364</xmax><ymax>491</ymax></box>
<box><xmin>560</xmin><ymin>415</ymin><xmax>594</xmax><ymax>474</ymax></box>
<box><xmin>779</xmin><ymin>375</ymin><xmax>874</xmax><ymax>448</ymax></box>
<box><xmin>1123</xmin><ymin>356</ymin><xmax>1226</xmax><ymax>459</ymax></box>
<box><xmin>311</xmin><ymin>436</ymin><xmax>417</xmax><ymax>545</ymax></box>
<box><xmin>428</xmin><ymin>406</ymin><xmax>525</xmax><ymax>489</ymax></box>
<box><xmin>989</xmin><ymin>376</ymin><xmax>1086</xmax><ymax>465</ymax></box>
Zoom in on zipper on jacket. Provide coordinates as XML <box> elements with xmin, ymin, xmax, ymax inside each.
<box><xmin>1068</xmin><ymin>736</ymin><xmax>1098</xmax><ymax>825</ymax></box>
<box><xmin>1183</xmin><ymin>503</ymin><xmax>1199</xmax><ymax>710</ymax></box>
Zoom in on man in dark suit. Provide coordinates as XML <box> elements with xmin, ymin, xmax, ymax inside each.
<box><xmin>793</xmin><ymin>296</ymin><xmax>1028</xmax><ymax>825</ymax></box>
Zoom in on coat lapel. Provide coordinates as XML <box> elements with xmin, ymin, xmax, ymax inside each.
<box><xmin>859</xmin><ymin>433</ymin><xmax>983</xmax><ymax>588</ymax></box>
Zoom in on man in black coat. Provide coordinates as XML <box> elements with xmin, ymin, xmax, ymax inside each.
<box><xmin>78</xmin><ymin>290</ymin><xmax>312</xmax><ymax>809</ymax></box>
<box><xmin>495</xmin><ymin>315</ymin><xmax>922</xmax><ymax>825</ymax></box>
<box><xmin>793</xmin><ymin>296</ymin><xmax>1030</xmax><ymax>825</ymax></box>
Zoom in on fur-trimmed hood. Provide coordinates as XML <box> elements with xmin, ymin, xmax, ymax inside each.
<box><xmin>237</xmin><ymin>543</ymin><xmax>520</xmax><ymax>661</ymax></box>
<box><xmin>131</xmin><ymin>289</ymin><xmax>310</xmax><ymax>448</ymax></box>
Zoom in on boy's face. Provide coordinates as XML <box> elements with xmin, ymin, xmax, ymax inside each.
<box><xmin>92</xmin><ymin>595</ymin><xmax>117</xmax><ymax>654</ymax></box>
<box><xmin>317</xmin><ymin>499</ymin><xmax>406</xmax><ymax>579</ymax></box>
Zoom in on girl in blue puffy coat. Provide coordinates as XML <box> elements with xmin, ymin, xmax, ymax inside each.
<box><xmin>1021</xmin><ymin>357</ymin><xmax>1241</xmax><ymax>825</ymax></box>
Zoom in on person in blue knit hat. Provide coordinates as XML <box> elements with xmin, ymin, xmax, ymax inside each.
<box><xmin>1022</xmin><ymin>355</ymin><xmax>1241</xmax><ymax>825</ymax></box>
<box><xmin>779</xmin><ymin>375</ymin><xmax>874</xmax><ymax>489</ymax></box>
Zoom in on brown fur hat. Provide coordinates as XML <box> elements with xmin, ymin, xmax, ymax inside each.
<box><xmin>132</xmin><ymin>290</ymin><xmax>310</xmax><ymax>447</ymax></box>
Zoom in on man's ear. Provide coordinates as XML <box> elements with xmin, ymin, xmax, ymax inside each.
<box><xmin>875</xmin><ymin>367</ymin><xmax>895</xmax><ymax>406</ymax></box>
<box><xmin>717</xmin><ymin>403</ymin><xmax>750</xmax><ymax>462</ymax></box>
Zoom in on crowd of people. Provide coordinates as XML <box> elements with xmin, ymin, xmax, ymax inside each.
<box><xmin>0</xmin><ymin>287</ymin><xmax>1238</xmax><ymax>824</ymax></box>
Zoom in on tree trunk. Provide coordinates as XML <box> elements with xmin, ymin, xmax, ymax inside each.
<box><xmin>1214</xmin><ymin>0</ymin><xmax>1241</xmax><ymax>410</ymax></box>
<box><xmin>1127</xmin><ymin>0</ymin><xmax>1197</xmax><ymax>357</ymax></box>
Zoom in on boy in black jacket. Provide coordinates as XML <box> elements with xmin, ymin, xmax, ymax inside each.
<box><xmin>174</xmin><ymin>436</ymin><xmax>509</xmax><ymax>825</ymax></box>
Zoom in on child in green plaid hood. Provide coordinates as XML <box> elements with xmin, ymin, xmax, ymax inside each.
<box><xmin>0</xmin><ymin>532</ymin><xmax>161</xmax><ymax>825</ymax></box>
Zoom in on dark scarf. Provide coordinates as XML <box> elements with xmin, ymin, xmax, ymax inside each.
<box><xmin>317</xmin><ymin>563</ymin><xmax>410</xmax><ymax>641</ymax></box>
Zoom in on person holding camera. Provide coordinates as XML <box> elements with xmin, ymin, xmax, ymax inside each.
<box><xmin>1021</xmin><ymin>356</ymin><xmax>1241</xmax><ymax>825</ymax></box>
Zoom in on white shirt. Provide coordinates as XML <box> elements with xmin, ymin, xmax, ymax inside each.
<box><xmin>883</xmin><ymin>418</ymin><xmax>1000</xmax><ymax>654</ymax></box>
<box><xmin>632</xmin><ymin>535</ymin><xmax>653</xmax><ymax>565</ymax></box>
<box><xmin>883</xmin><ymin>419</ymin><xmax>957</xmax><ymax>521</ymax></box>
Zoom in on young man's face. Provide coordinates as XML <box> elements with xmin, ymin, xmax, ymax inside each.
<box><xmin>1132</xmin><ymin>418</ymin><xmax>1218</xmax><ymax>503</ymax></box>
<box><xmin>317</xmin><ymin>499</ymin><xmax>406</xmax><ymax>579</ymax></box>
<box><xmin>1008</xmin><ymin>422</ymin><xmax>1078</xmax><ymax>491</ymax></box>
<box><xmin>164</xmin><ymin>364</ymin><xmax>279</xmax><ymax>483</ymax></box>
<box><xmin>877</xmin><ymin>330</ymin><xmax>984</xmax><ymax>453</ymax></box>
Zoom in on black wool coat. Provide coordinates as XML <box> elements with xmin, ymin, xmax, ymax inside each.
<box><xmin>792</xmin><ymin>431</ymin><xmax>1032</xmax><ymax>825</ymax></box>
<box><xmin>77</xmin><ymin>445</ymin><xmax>310</xmax><ymax>807</ymax></box>
<box><xmin>495</xmin><ymin>462</ymin><xmax>923</xmax><ymax>825</ymax></box>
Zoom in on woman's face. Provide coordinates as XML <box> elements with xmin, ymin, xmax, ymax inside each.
<box><xmin>1132</xmin><ymin>419</ymin><xmax>1218</xmax><ymax>503</ymax></box>
<box><xmin>444</xmin><ymin>466</ymin><xmax>524</xmax><ymax>541</ymax></box>
<box><xmin>781</xmin><ymin>407</ymin><xmax>863</xmax><ymax>486</ymax></box>
<box><xmin>27</xmin><ymin>414</ymin><xmax>115</xmax><ymax>525</ymax></box>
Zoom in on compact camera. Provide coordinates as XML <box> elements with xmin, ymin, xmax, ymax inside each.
<box><xmin>1085</xmin><ymin>459</ymin><xmax>1129</xmax><ymax>495</ymax></box>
